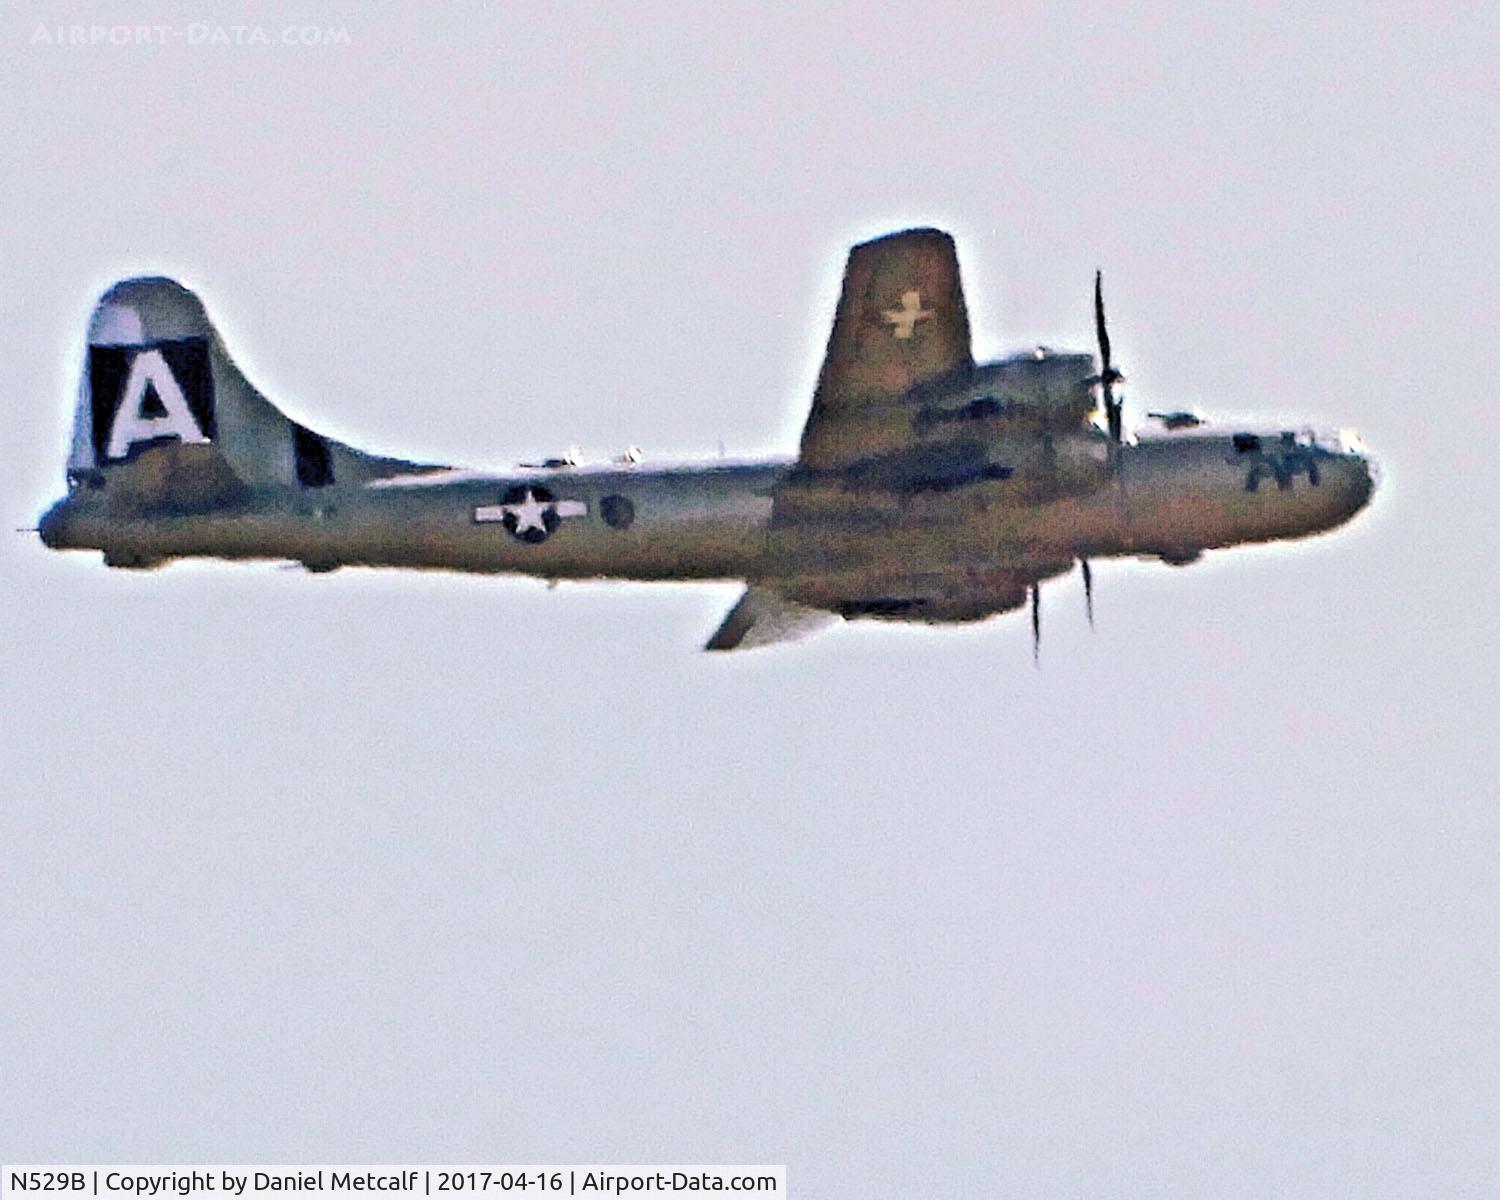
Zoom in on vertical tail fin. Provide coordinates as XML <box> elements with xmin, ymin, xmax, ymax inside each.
<box><xmin>67</xmin><ymin>276</ymin><xmax>431</xmax><ymax>506</ymax></box>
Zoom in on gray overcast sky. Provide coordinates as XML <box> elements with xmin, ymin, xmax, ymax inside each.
<box><xmin>3</xmin><ymin>3</ymin><xmax>1496</xmax><ymax>1195</ymax></box>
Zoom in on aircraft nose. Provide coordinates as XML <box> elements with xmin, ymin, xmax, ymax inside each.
<box><xmin>1334</xmin><ymin>445</ymin><xmax>1377</xmax><ymax>519</ymax></box>
<box><xmin>1337</xmin><ymin>431</ymin><xmax>1378</xmax><ymax>494</ymax></box>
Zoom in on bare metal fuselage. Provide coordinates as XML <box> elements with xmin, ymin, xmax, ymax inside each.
<box><xmin>41</xmin><ymin>430</ymin><xmax>1374</xmax><ymax>584</ymax></box>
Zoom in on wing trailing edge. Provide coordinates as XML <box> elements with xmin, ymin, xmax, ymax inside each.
<box><xmin>704</xmin><ymin>585</ymin><xmax>838</xmax><ymax>652</ymax></box>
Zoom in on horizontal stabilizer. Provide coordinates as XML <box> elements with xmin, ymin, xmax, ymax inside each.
<box><xmin>705</xmin><ymin>585</ymin><xmax>837</xmax><ymax>651</ymax></box>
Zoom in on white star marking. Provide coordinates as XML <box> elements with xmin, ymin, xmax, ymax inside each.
<box><xmin>474</xmin><ymin>489</ymin><xmax>588</xmax><ymax>535</ymax></box>
<box><xmin>882</xmin><ymin>290</ymin><xmax>933</xmax><ymax>339</ymax></box>
<box><xmin>507</xmin><ymin>490</ymin><xmax>550</xmax><ymax>533</ymax></box>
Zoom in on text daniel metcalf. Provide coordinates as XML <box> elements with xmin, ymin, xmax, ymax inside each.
<box><xmin>98</xmin><ymin>1173</ymin><xmax>417</xmax><ymax>1197</ymax></box>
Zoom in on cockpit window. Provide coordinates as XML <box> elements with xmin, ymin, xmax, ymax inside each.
<box><xmin>1232</xmin><ymin>433</ymin><xmax>1261</xmax><ymax>453</ymax></box>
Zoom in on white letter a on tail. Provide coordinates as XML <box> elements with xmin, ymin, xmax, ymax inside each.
<box><xmin>106</xmin><ymin>348</ymin><xmax>210</xmax><ymax>459</ymax></box>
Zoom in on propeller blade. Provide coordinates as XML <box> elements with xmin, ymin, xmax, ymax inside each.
<box><xmin>1095</xmin><ymin>270</ymin><xmax>1123</xmax><ymax>443</ymax></box>
<box><xmin>1081</xmin><ymin>559</ymin><xmax>1094</xmax><ymax>629</ymax></box>
<box><xmin>1031</xmin><ymin>584</ymin><xmax>1041</xmax><ymax>666</ymax></box>
<box><xmin>1094</xmin><ymin>270</ymin><xmax>1112</xmax><ymax>371</ymax></box>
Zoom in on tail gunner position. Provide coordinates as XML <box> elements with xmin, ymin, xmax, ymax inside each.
<box><xmin>38</xmin><ymin>229</ymin><xmax>1376</xmax><ymax>651</ymax></box>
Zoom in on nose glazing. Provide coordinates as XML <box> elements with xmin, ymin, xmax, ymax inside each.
<box><xmin>1338</xmin><ymin>449</ymin><xmax>1376</xmax><ymax>517</ymax></box>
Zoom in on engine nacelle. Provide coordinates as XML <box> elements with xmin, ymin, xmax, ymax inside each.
<box><xmin>911</xmin><ymin>350</ymin><xmax>1096</xmax><ymax>435</ymax></box>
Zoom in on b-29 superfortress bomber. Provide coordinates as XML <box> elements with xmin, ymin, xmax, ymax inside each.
<box><xmin>38</xmin><ymin>228</ymin><xmax>1376</xmax><ymax>652</ymax></box>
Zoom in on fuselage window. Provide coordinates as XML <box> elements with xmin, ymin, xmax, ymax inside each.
<box><xmin>601</xmin><ymin>494</ymin><xmax>635</xmax><ymax>529</ymax></box>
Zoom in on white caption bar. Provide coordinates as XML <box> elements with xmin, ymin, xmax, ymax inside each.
<box><xmin>3</xmin><ymin>1168</ymin><xmax>784</xmax><ymax>1200</ymax></box>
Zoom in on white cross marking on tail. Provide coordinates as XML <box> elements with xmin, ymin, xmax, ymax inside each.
<box><xmin>882</xmin><ymin>290</ymin><xmax>933</xmax><ymax>339</ymax></box>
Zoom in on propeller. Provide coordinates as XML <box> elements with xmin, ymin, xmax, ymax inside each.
<box><xmin>1094</xmin><ymin>270</ymin><xmax>1124</xmax><ymax>443</ymax></box>
<box><xmin>1031</xmin><ymin>563</ymin><xmax>1098</xmax><ymax>661</ymax></box>
<box><xmin>1031</xmin><ymin>583</ymin><xmax>1041</xmax><ymax>666</ymax></box>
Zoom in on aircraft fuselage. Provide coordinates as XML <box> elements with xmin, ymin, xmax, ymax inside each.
<box><xmin>40</xmin><ymin>429</ymin><xmax>1374</xmax><ymax>581</ymax></box>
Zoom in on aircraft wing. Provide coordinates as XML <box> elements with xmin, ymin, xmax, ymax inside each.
<box><xmin>705</xmin><ymin>562</ymin><xmax>1075</xmax><ymax>651</ymax></box>
<box><xmin>704</xmin><ymin>584</ymin><xmax>839</xmax><ymax>651</ymax></box>
<box><xmin>795</xmin><ymin>228</ymin><xmax>973</xmax><ymax>471</ymax></box>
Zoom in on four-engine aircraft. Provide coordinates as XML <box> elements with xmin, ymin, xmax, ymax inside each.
<box><xmin>37</xmin><ymin>228</ymin><xmax>1376</xmax><ymax>651</ymax></box>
